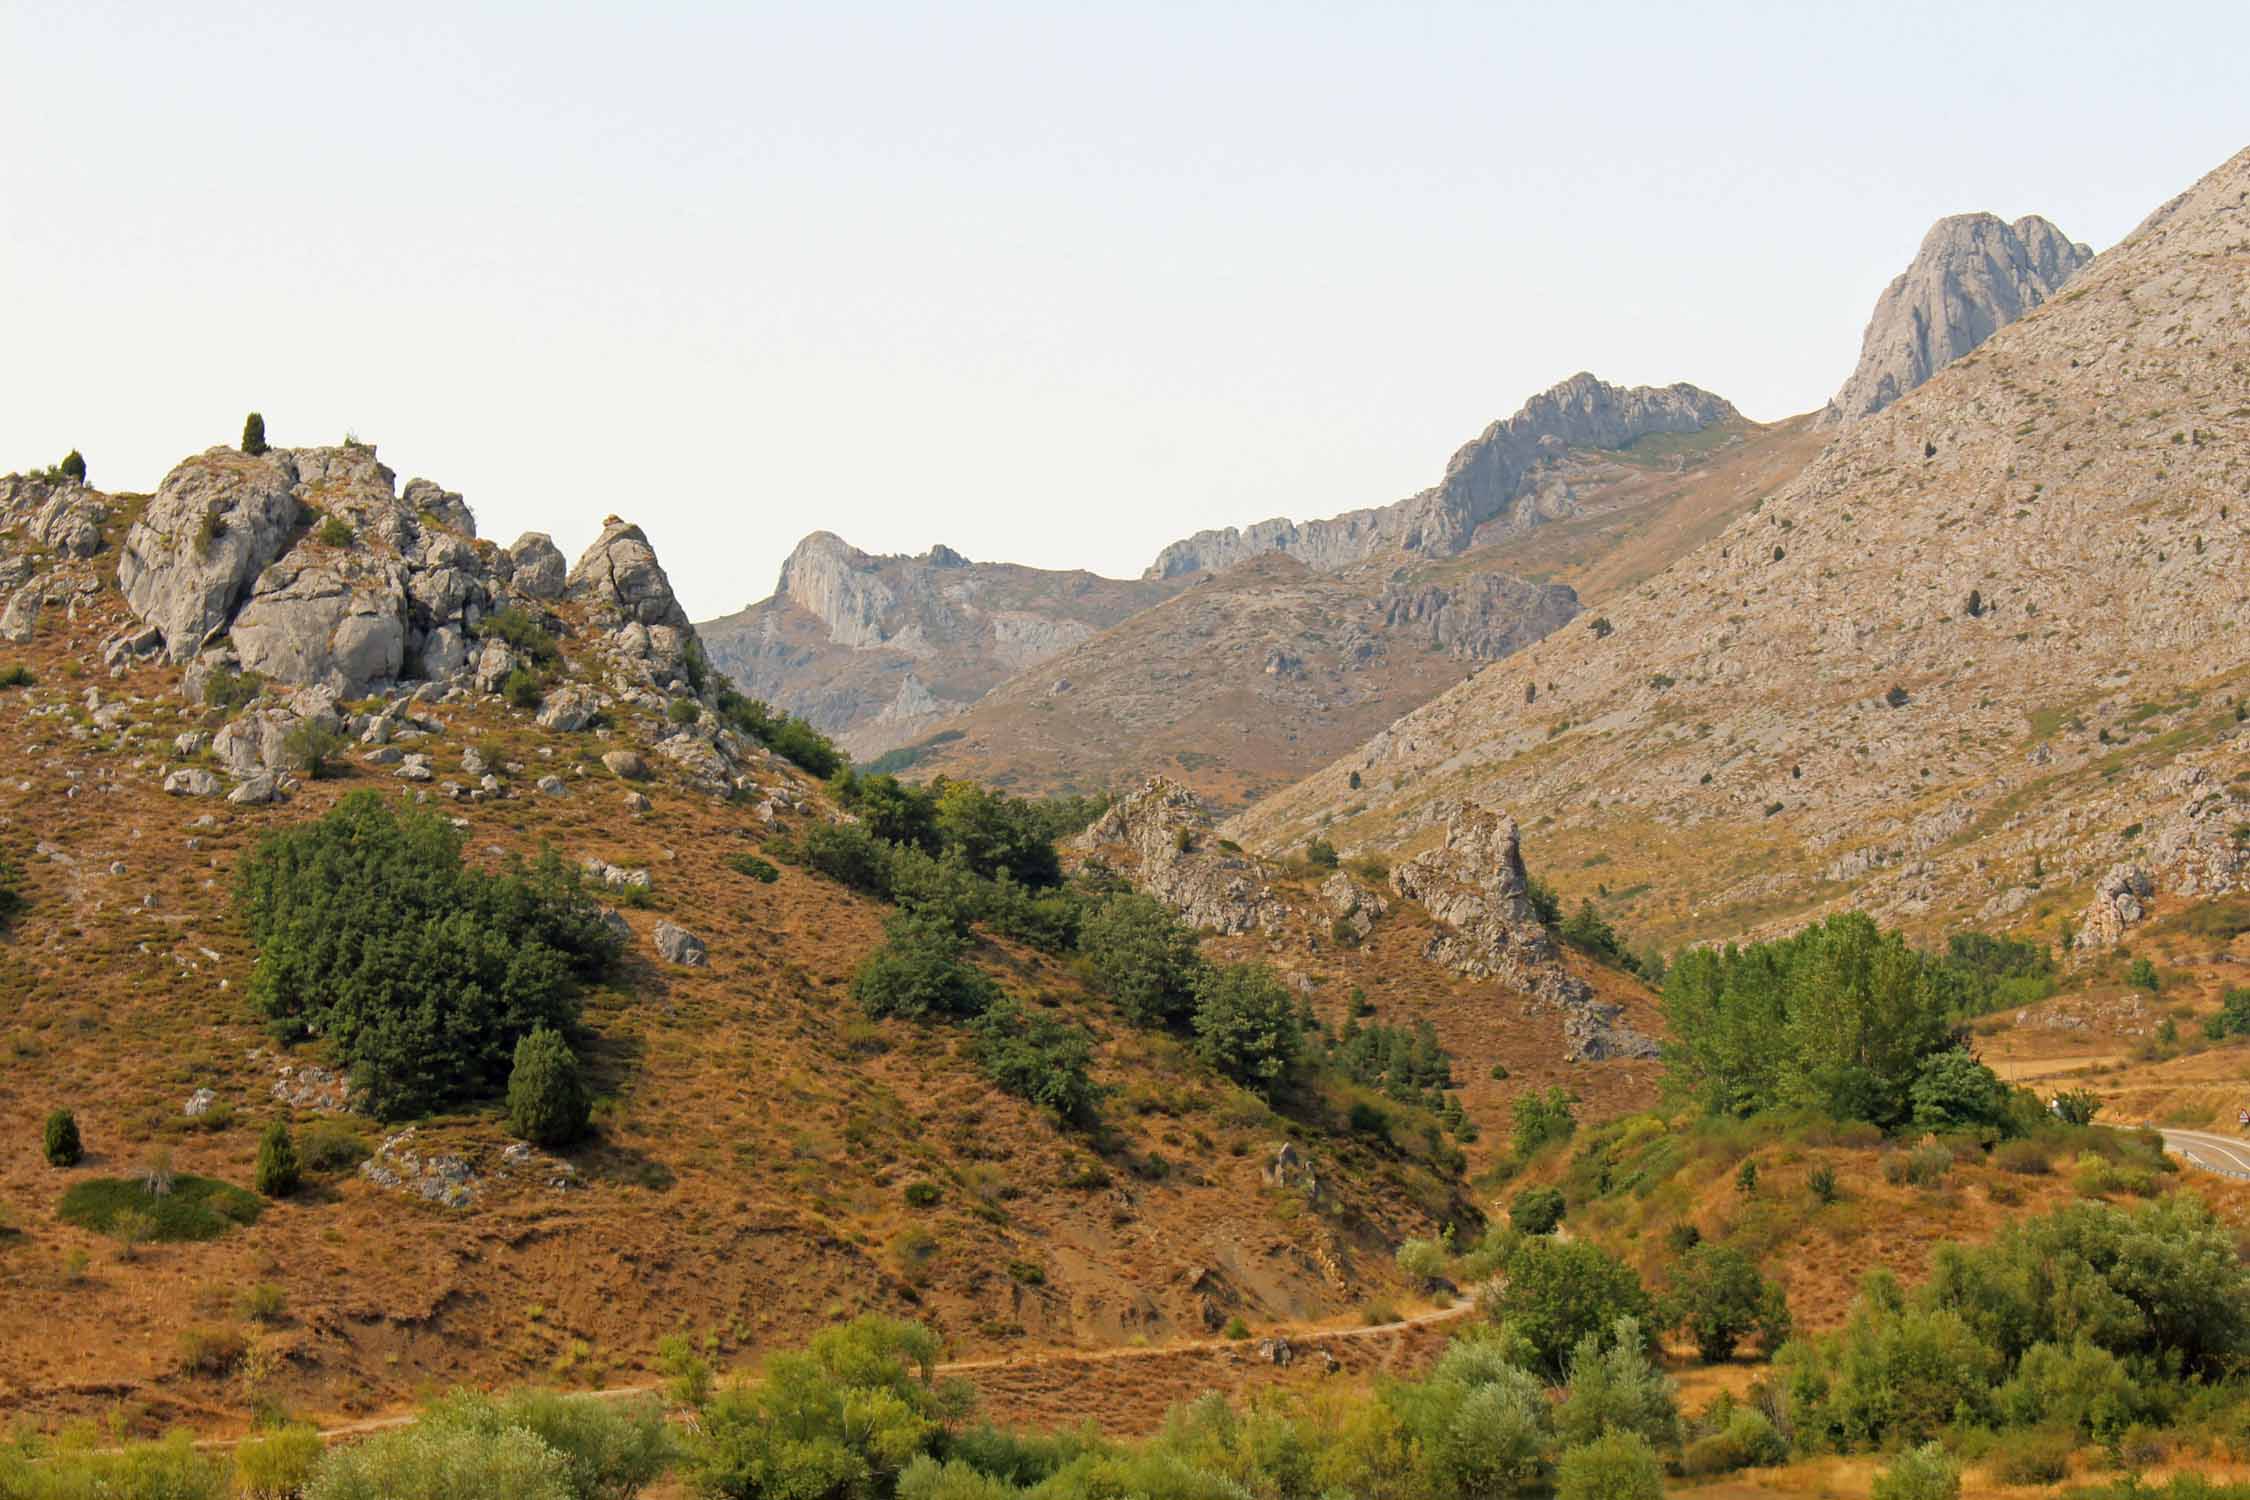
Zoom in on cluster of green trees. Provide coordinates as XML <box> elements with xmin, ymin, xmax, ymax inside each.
<box><xmin>235</xmin><ymin>792</ymin><xmax>621</xmax><ymax>1122</ymax></box>
<box><xmin>1779</xmin><ymin>1194</ymin><xmax>2250</xmax><ymax>1455</ymax></box>
<box><xmin>0</xmin><ymin>1388</ymin><xmax>669</xmax><ymax>1500</ymax></box>
<box><xmin>715</xmin><ymin>686</ymin><xmax>847</xmax><ymax>778</ymax></box>
<box><xmin>1661</xmin><ymin>913</ymin><xmax>2026</xmax><ymax>1132</ymax></box>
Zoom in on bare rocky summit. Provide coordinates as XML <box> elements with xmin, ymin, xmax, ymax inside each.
<box><xmin>1147</xmin><ymin>373</ymin><xmax>1737</xmax><ymax>579</ymax></box>
<box><xmin>696</xmin><ymin>532</ymin><xmax>1179</xmax><ymax>759</ymax></box>
<box><xmin>1232</xmin><ymin>146</ymin><xmax>2250</xmax><ymax>959</ymax></box>
<box><xmin>1822</xmin><ymin>212</ymin><xmax>2092</xmax><ymax>425</ymax></box>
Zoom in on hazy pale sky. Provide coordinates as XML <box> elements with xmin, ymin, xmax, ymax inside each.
<box><xmin>4</xmin><ymin>2</ymin><xmax>2242</xmax><ymax>620</ymax></box>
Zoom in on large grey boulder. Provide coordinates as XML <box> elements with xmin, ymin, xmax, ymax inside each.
<box><xmin>402</xmin><ymin>477</ymin><xmax>475</xmax><ymax>534</ymax></box>
<box><xmin>228</xmin><ymin>560</ymin><xmax>408</xmax><ymax>697</ymax></box>
<box><xmin>163</xmin><ymin>768</ymin><xmax>222</xmax><ymax>797</ymax></box>
<box><xmin>568</xmin><ymin>518</ymin><xmax>690</xmax><ymax>629</ymax></box>
<box><xmin>509</xmin><ymin>533</ymin><xmax>567</xmax><ymax>600</ymax></box>
<box><xmin>1822</xmin><ymin>213</ymin><xmax>2093</xmax><ymax>424</ymax></box>
<box><xmin>654</xmin><ymin>919</ymin><xmax>707</xmax><ymax>967</ymax></box>
<box><xmin>118</xmin><ymin>449</ymin><xmax>304</xmax><ymax>658</ymax></box>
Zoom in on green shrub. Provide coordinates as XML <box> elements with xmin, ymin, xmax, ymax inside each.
<box><xmin>714</xmin><ymin>687</ymin><xmax>845</xmax><ymax>777</ymax></box>
<box><xmin>504</xmin><ymin>666</ymin><xmax>544</xmax><ymax>711</ymax></box>
<box><xmin>1870</xmin><ymin>1443</ymin><xmax>1959</xmax><ymax>1500</ymax></box>
<box><xmin>0</xmin><ymin>1433</ymin><xmax>225</xmax><ymax>1499</ymax></box>
<box><xmin>852</xmin><ymin>911</ymin><xmax>999</xmax><ymax>1020</ymax></box>
<box><xmin>1904</xmin><ymin>1143</ymin><xmax>1954</xmax><ymax>1186</ymax></box>
<box><xmin>970</xmin><ymin>1000</ymin><xmax>1101</xmax><ymax>1126</ymax></box>
<box><xmin>43</xmin><ymin>1108</ymin><xmax>82</xmax><ymax>1167</ymax></box>
<box><xmin>2127</xmin><ymin>956</ymin><xmax>2162</xmax><ymax>992</ymax></box>
<box><xmin>666</xmin><ymin>697</ymin><xmax>699</xmax><ymax>725</ymax></box>
<box><xmin>480</xmin><ymin>606</ymin><xmax>562</xmax><ymax>668</ymax></box>
<box><xmin>316</xmin><ymin>515</ymin><xmax>354</xmax><ymax>547</ymax></box>
<box><xmin>307</xmin><ymin>1421</ymin><xmax>575</xmax><ymax>1500</ymax></box>
<box><xmin>1993</xmin><ymin>1138</ymin><xmax>2052</xmax><ymax>1174</ymax></box>
<box><xmin>1489</xmin><ymin>1237</ymin><xmax>1655</xmax><ymax>1379</ymax></box>
<box><xmin>1986</xmin><ymin>1428</ymin><xmax>2073</xmax><ymax>1486</ymax></box>
<box><xmin>241</xmin><ymin>412</ymin><xmax>269</xmax><ymax>456</ymax></box>
<box><xmin>283</xmin><ymin>716</ymin><xmax>346</xmax><ymax>778</ymax></box>
<box><xmin>1682</xmin><ymin>1408</ymin><xmax>1788</xmax><ymax>1474</ymax></box>
<box><xmin>235</xmin><ymin>1424</ymin><xmax>323</xmax><ymax>1498</ymax></box>
<box><xmin>507</xmin><ymin>1027</ymin><xmax>591</xmax><ymax>1148</ymax></box>
<box><xmin>1222</xmin><ymin>1315</ymin><xmax>1251</xmax><ymax>1340</ymax></box>
<box><xmin>1665</xmin><ymin>1243</ymin><xmax>1791</xmax><ymax>1362</ymax></box>
<box><xmin>59</xmin><ymin>1174</ymin><xmax>263</xmax><ymax>1243</ymax></box>
<box><xmin>1189</xmin><ymin>963</ymin><xmax>1303</xmax><ymax>1096</ymax></box>
<box><xmin>1808</xmin><ymin>1163</ymin><xmax>1839</xmax><ymax>1202</ymax></box>
<box><xmin>241</xmin><ymin>1281</ymin><xmax>288</xmax><ymax>1323</ymax></box>
<box><xmin>903</xmin><ymin>1181</ymin><xmax>941</xmax><ymax>1208</ymax></box>
<box><xmin>254</xmin><ymin>1120</ymin><xmax>300</xmax><ymax>1197</ymax></box>
<box><xmin>236</xmin><ymin>792</ymin><xmax>620</xmax><ymax>1119</ymax></box>
<box><xmin>0</xmin><ymin>663</ymin><xmax>33</xmax><ymax>688</ymax></box>
<box><xmin>1555</xmin><ymin>1319</ymin><xmax>1679</xmax><ymax>1451</ymax></box>
<box><xmin>1555</xmin><ymin>1429</ymin><xmax>1664</xmax><ymax>1500</ymax></box>
<box><xmin>418</xmin><ymin>1388</ymin><xmax>673</xmax><ymax>1500</ymax></box>
<box><xmin>1306</xmin><ymin>838</ymin><xmax>1338</xmax><ymax>869</ymax></box>
<box><xmin>726</xmin><ymin>853</ymin><xmax>780</xmax><ymax>884</ymax></box>
<box><xmin>204</xmin><ymin>663</ymin><xmax>265</xmax><ymax>712</ymax></box>
<box><xmin>796</xmin><ymin>822</ymin><xmax>895</xmax><ymax>898</ymax></box>
<box><xmin>1511</xmin><ymin>1185</ymin><xmax>1566</xmax><ymax>1235</ymax></box>
<box><xmin>59</xmin><ymin>449</ymin><xmax>86</xmax><ymax>484</ymax></box>
<box><xmin>298</xmin><ymin>1119</ymin><xmax>371</xmax><ymax>1174</ymax></box>
<box><xmin>178</xmin><ymin>1323</ymin><xmax>249</xmax><ymax>1375</ymax></box>
<box><xmin>1080</xmin><ymin>892</ymin><xmax>1205</xmax><ymax>1029</ymax></box>
<box><xmin>1511</xmin><ymin>1086</ymin><xmax>1577</xmax><ymax>1157</ymax></box>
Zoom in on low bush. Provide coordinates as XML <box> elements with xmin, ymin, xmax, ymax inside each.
<box><xmin>795</xmin><ymin>822</ymin><xmax>895</xmax><ymax>898</ymax></box>
<box><xmin>235</xmin><ymin>1425</ymin><xmax>324</xmax><ymax>1499</ymax></box>
<box><xmin>178</xmin><ymin>1324</ymin><xmax>250</xmax><ymax>1376</ymax></box>
<box><xmin>970</xmin><ymin>1000</ymin><xmax>1101</xmax><ymax>1126</ymax></box>
<box><xmin>853</xmin><ymin>911</ymin><xmax>999</xmax><ymax>1020</ymax></box>
<box><xmin>1871</xmin><ymin>1443</ymin><xmax>1959</xmax><ymax>1500</ymax></box>
<box><xmin>59</xmin><ymin>1174</ymin><xmax>263</xmax><ymax>1243</ymax></box>
<box><xmin>254</xmin><ymin>1120</ymin><xmax>300</xmax><ymax>1197</ymax></box>
<box><xmin>1993</xmin><ymin>1138</ymin><xmax>2052</xmax><ymax>1174</ymax></box>
<box><xmin>726</xmin><ymin>852</ymin><xmax>780</xmax><ymax>884</ymax></box>
<box><xmin>43</xmin><ymin>1107</ymin><xmax>82</xmax><ymax>1167</ymax></box>
<box><xmin>1986</xmin><ymin>1428</ymin><xmax>2074</xmax><ymax>1485</ymax></box>
<box><xmin>298</xmin><ymin>1119</ymin><xmax>370</xmax><ymax>1174</ymax></box>
<box><xmin>1511</xmin><ymin>1185</ymin><xmax>1566</xmax><ymax>1235</ymax></box>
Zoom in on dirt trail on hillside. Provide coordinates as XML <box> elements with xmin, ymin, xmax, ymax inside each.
<box><xmin>208</xmin><ymin>1296</ymin><xmax>1479</xmax><ymax>1451</ymax></box>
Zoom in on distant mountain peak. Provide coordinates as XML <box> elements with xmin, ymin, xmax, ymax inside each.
<box><xmin>1820</xmin><ymin>210</ymin><xmax>2093</xmax><ymax>425</ymax></box>
<box><xmin>1145</xmin><ymin>372</ymin><xmax>1736</xmax><ymax>579</ymax></box>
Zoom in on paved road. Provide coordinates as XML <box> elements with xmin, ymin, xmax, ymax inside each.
<box><xmin>2160</xmin><ymin>1128</ymin><xmax>2250</xmax><ymax>1180</ymax></box>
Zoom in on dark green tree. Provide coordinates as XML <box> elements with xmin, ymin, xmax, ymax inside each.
<box><xmin>1511</xmin><ymin>1185</ymin><xmax>1566</xmax><ymax>1235</ymax></box>
<box><xmin>1080</xmin><ymin>892</ymin><xmax>1205</xmax><ymax>1029</ymax></box>
<box><xmin>58</xmin><ymin>449</ymin><xmax>85</xmax><ymax>484</ymax></box>
<box><xmin>1189</xmin><ymin>963</ymin><xmax>1303</xmax><ymax>1095</ymax></box>
<box><xmin>1491</xmin><ymin>1238</ymin><xmax>1655</xmax><ymax>1379</ymax></box>
<box><xmin>851</xmin><ymin>910</ymin><xmax>998</xmax><ymax>1021</ymax></box>
<box><xmin>970</xmin><ymin>1000</ymin><xmax>1101</xmax><ymax>1126</ymax></box>
<box><xmin>242</xmin><ymin>412</ymin><xmax>268</xmax><ymax>455</ymax></box>
<box><xmin>506</xmin><ymin>1026</ymin><xmax>591</xmax><ymax>1147</ymax></box>
<box><xmin>1665</xmin><ymin>1244</ymin><xmax>1791</xmax><ymax>1362</ymax></box>
<box><xmin>43</xmin><ymin>1108</ymin><xmax>82</xmax><ymax>1167</ymax></box>
<box><xmin>254</xmin><ymin>1120</ymin><xmax>301</xmax><ymax>1197</ymax></box>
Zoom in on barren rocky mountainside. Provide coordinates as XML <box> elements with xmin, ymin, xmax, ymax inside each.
<box><xmin>1822</xmin><ymin>211</ymin><xmax>2093</xmax><ymax>425</ymax></box>
<box><xmin>1147</xmin><ymin>373</ymin><xmax>1738</xmax><ymax>578</ymax></box>
<box><xmin>695</xmin><ymin>532</ymin><xmax>1181</xmax><ymax>760</ymax></box>
<box><xmin>905</xmin><ymin>408</ymin><xmax>1827</xmax><ymax>801</ymax></box>
<box><xmin>0</xmin><ymin>438</ymin><xmax>1667</xmax><ymax>1430</ymax></box>
<box><xmin>1233</xmin><ymin>145</ymin><xmax>2250</xmax><ymax>960</ymax></box>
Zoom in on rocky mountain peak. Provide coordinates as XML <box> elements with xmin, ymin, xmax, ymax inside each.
<box><xmin>1144</xmin><ymin>372</ymin><xmax>1736</xmax><ymax>579</ymax></box>
<box><xmin>1820</xmin><ymin>210</ymin><xmax>2093</xmax><ymax>425</ymax></box>
<box><xmin>774</xmin><ymin>530</ymin><xmax>896</xmax><ymax>649</ymax></box>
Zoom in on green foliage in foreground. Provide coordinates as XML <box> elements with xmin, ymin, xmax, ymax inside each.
<box><xmin>236</xmin><ymin>792</ymin><xmax>620</xmax><ymax>1120</ymax></box>
<box><xmin>57</xmin><ymin>1174</ymin><xmax>262</xmax><ymax>1242</ymax></box>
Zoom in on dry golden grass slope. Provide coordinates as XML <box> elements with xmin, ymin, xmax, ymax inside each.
<box><xmin>0</xmin><ymin>467</ymin><xmax>1675</xmax><ymax>1442</ymax></box>
<box><xmin>1232</xmin><ymin>144</ymin><xmax>2250</xmax><ymax>956</ymax></box>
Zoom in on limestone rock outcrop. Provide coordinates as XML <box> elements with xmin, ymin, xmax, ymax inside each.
<box><xmin>118</xmin><ymin>449</ymin><xmax>305</xmax><ymax>659</ymax></box>
<box><xmin>1388</xmin><ymin>804</ymin><xmax>1659</xmax><ymax>1062</ymax></box>
<box><xmin>1071</xmin><ymin>778</ymin><xmax>1287</xmax><ymax>935</ymax></box>
<box><xmin>1147</xmin><ymin>373</ymin><xmax>1737</xmax><ymax>578</ymax></box>
<box><xmin>1821</xmin><ymin>213</ymin><xmax>2092</xmax><ymax>425</ymax></box>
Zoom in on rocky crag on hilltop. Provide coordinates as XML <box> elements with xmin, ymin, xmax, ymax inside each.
<box><xmin>8</xmin><ymin>440</ymin><xmax>794</xmax><ymax>807</ymax></box>
<box><xmin>696</xmin><ymin>531</ymin><xmax>1180</xmax><ymax>759</ymax></box>
<box><xmin>1147</xmin><ymin>373</ymin><xmax>1737</xmax><ymax>578</ymax></box>
<box><xmin>1822</xmin><ymin>212</ymin><xmax>2093</xmax><ymax>425</ymax></box>
<box><xmin>1232</xmin><ymin>145</ymin><xmax>2250</xmax><ymax>959</ymax></box>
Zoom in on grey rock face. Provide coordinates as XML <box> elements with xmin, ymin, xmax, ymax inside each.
<box><xmin>568</xmin><ymin>518</ymin><xmax>690</xmax><ymax>630</ymax></box>
<box><xmin>654</xmin><ymin>919</ymin><xmax>708</xmax><ymax>966</ymax></box>
<box><xmin>1147</xmin><ymin>373</ymin><xmax>1736</xmax><ymax>578</ymax></box>
<box><xmin>601</xmin><ymin>749</ymin><xmax>649</xmax><ymax>780</ymax></box>
<box><xmin>1390</xmin><ymin>803</ymin><xmax>1658</xmax><ymax>1063</ymax></box>
<box><xmin>228</xmin><ymin>560</ymin><xmax>408</xmax><ymax>697</ymax></box>
<box><xmin>1375</xmin><ymin>574</ymin><xmax>1583</xmax><ymax>660</ymax></box>
<box><xmin>163</xmin><ymin>768</ymin><xmax>222</xmax><ymax>797</ymax></box>
<box><xmin>2078</xmin><ymin>863</ymin><xmax>2155</xmax><ymax>949</ymax></box>
<box><xmin>1822</xmin><ymin>213</ymin><xmax>2093</xmax><ymax>425</ymax></box>
<box><xmin>118</xmin><ymin>449</ymin><xmax>305</xmax><ymax>658</ymax></box>
<box><xmin>1071</xmin><ymin>778</ymin><xmax>1287</xmax><ymax>934</ymax></box>
<box><xmin>509</xmin><ymin>532</ymin><xmax>567</xmax><ymax>599</ymax></box>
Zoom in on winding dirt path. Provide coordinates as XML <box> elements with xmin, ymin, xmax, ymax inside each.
<box><xmin>205</xmin><ymin>1295</ymin><xmax>1481</xmax><ymax>1452</ymax></box>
